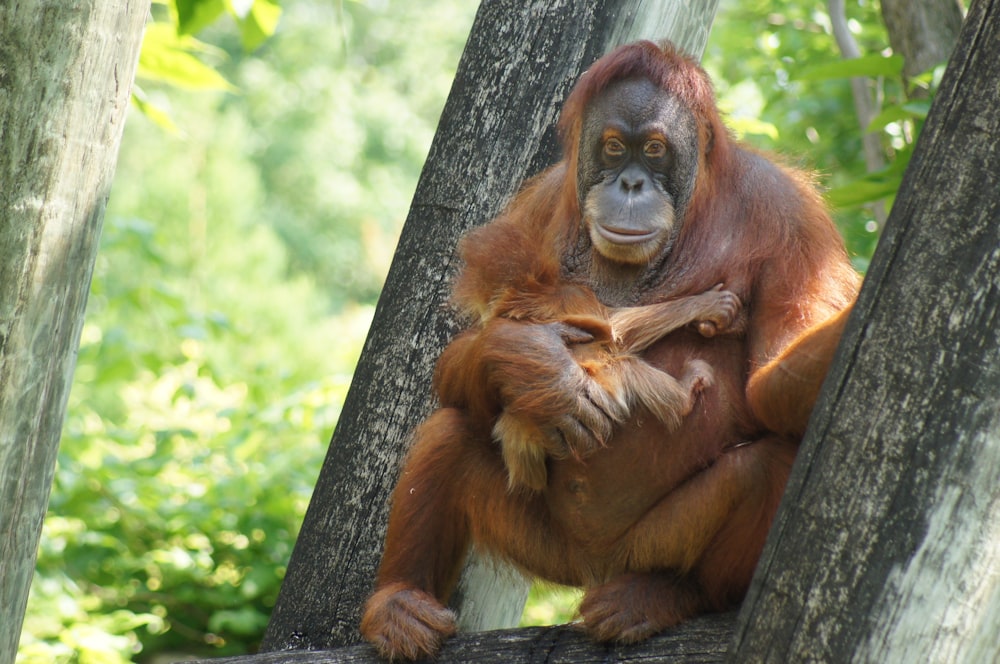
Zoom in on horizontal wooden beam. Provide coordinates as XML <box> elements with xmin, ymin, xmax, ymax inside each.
<box><xmin>185</xmin><ymin>613</ymin><xmax>733</xmax><ymax>664</ymax></box>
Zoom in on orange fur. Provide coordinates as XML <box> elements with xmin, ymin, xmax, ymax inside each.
<box><xmin>361</xmin><ymin>40</ymin><xmax>860</xmax><ymax>661</ymax></box>
<box><xmin>490</xmin><ymin>278</ymin><xmax>742</xmax><ymax>491</ymax></box>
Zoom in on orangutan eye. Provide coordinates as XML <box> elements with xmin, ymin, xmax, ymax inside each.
<box><xmin>603</xmin><ymin>138</ymin><xmax>626</xmax><ymax>159</ymax></box>
<box><xmin>643</xmin><ymin>140</ymin><xmax>667</xmax><ymax>160</ymax></box>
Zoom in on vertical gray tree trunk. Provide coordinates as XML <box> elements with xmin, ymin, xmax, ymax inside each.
<box><xmin>880</xmin><ymin>0</ymin><xmax>964</xmax><ymax>80</ymax></box>
<box><xmin>262</xmin><ymin>0</ymin><xmax>720</xmax><ymax>652</ymax></box>
<box><xmin>730</xmin><ymin>0</ymin><xmax>1000</xmax><ymax>661</ymax></box>
<box><xmin>0</xmin><ymin>3</ymin><xmax>147</xmax><ymax>662</ymax></box>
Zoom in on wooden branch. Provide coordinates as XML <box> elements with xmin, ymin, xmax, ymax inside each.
<box><xmin>730</xmin><ymin>0</ymin><xmax>1000</xmax><ymax>660</ymax></box>
<box><xmin>188</xmin><ymin>614</ymin><xmax>733</xmax><ymax>664</ymax></box>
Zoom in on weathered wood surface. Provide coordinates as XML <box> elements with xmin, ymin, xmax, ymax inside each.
<box><xmin>261</xmin><ymin>0</ymin><xmax>720</xmax><ymax>654</ymax></box>
<box><xmin>0</xmin><ymin>3</ymin><xmax>147</xmax><ymax>662</ymax></box>
<box><xmin>879</xmin><ymin>0</ymin><xmax>964</xmax><ymax>79</ymax></box>
<box><xmin>730</xmin><ymin>0</ymin><xmax>1000</xmax><ymax>661</ymax></box>
<box><xmin>190</xmin><ymin>614</ymin><xmax>732</xmax><ymax>664</ymax></box>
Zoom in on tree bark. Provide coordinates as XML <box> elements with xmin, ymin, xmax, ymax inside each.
<box><xmin>191</xmin><ymin>614</ymin><xmax>732</xmax><ymax>664</ymax></box>
<box><xmin>261</xmin><ymin>0</ymin><xmax>720</xmax><ymax>652</ymax></box>
<box><xmin>0</xmin><ymin>3</ymin><xmax>148</xmax><ymax>662</ymax></box>
<box><xmin>730</xmin><ymin>0</ymin><xmax>1000</xmax><ymax>661</ymax></box>
<box><xmin>880</xmin><ymin>0</ymin><xmax>964</xmax><ymax>80</ymax></box>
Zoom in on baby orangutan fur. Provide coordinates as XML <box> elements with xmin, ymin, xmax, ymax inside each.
<box><xmin>488</xmin><ymin>280</ymin><xmax>743</xmax><ymax>491</ymax></box>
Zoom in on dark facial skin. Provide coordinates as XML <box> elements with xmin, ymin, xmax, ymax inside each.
<box><xmin>577</xmin><ymin>77</ymin><xmax>701</xmax><ymax>266</ymax></box>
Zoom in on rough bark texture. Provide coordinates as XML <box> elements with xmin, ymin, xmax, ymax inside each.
<box><xmin>192</xmin><ymin>614</ymin><xmax>731</xmax><ymax>664</ymax></box>
<box><xmin>880</xmin><ymin>0</ymin><xmax>964</xmax><ymax>79</ymax></box>
<box><xmin>0</xmin><ymin>0</ymin><xmax>149</xmax><ymax>662</ymax></box>
<box><xmin>0</xmin><ymin>2</ymin><xmax>148</xmax><ymax>662</ymax></box>
<box><xmin>730</xmin><ymin>0</ymin><xmax>1000</xmax><ymax>661</ymax></box>
<box><xmin>261</xmin><ymin>0</ymin><xmax>720</xmax><ymax>653</ymax></box>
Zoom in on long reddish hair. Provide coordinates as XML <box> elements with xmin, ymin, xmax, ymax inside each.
<box><xmin>555</xmin><ymin>40</ymin><xmax>731</xmax><ymax>210</ymax></box>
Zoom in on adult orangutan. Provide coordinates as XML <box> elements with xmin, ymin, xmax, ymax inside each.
<box><xmin>360</xmin><ymin>40</ymin><xmax>860</xmax><ymax>660</ymax></box>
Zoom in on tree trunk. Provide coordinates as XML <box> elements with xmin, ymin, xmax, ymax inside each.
<box><xmin>880</xmin><ymin>0</ymin><xmax>964</xmax><ymax>80</ymax></box>
<box><xmin>261</xmin><ymin>0</ymin><xmax>720</xmax><ymax>652</ymax></box>
<box><xmin>0</xmin><ymin>3</ymin><xmax>147</xmax><ymax>662</ymax></box>
<box><xmin>828</xmin><ymin>0</ymin><xmax>887</xmax><ymax>225</ymax></box>
<box><xmin>730</xmin><ymin>0</ymin><xmax>1000</xmax><ymax>661</ymax></box>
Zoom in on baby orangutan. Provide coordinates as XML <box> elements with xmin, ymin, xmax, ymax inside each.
<box><xmin>488</xmin><ymin>280</ymin><xmax>743</xmax><ymax>491</ymax></box>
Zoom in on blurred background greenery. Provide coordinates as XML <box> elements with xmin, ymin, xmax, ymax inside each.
<box><xmin>17</xmin><ymin>0</ymin><xmax>933</xmax><ymax>661</ymax></box>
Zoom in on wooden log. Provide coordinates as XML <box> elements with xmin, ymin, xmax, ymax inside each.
<box><xmin>190</xmin><ymin>613</ymin><xmax>733</xmax><ymax>663</ymax></box>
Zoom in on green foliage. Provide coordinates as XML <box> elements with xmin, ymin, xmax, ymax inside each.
<box><xmin>706</xmin><ymin>0</ymin><xmax>890</xmax><ymax>266</ymax></box>
<box><xmin>22</xmin><ymin>110</ymin><xmax>368</xmax><ymax>658</ymax></box>
<box><xmin>174</xmin><ymin>0</ymin><xmax>282</xmax><ymax>50</ymax></box>
<box><xmin>138</xmin><ymin>23</ymin><xmax>235</xmax><ymax>92</ymax></box>
<box><xmin>20</xmin><ymin>0</ymin><xmax>439</xmax><ymax>657</ymax></box>
<box><xmin>19</xmin><ymin>572</ymin><xmax>163</xmax><ymax>664</ymax></box>
<box><xmin>520</xmin><ymin>585</ymin><xmax>583</xmax><ymax>627</ymax></box>
<box><xmin>707</xmin><ymin>0</ymin><xmax>949</xmax><ymax>272</ymax></box>
<box><xmin>796</xmin><ymin>52</ymin><xmax>904</xmax><ymax>80</ymax></box>
<box><xmin>135</xmin><ymin>0</ymin><xmax>282</xmax><ymax>131</ymax></box>
<box><xmin>229</xmin><ymin>0</ymin><xmax>474</xmax><ymax>306</ymax></box>
<box><xmin>823</xmin><ymin>64</ymin><xmax>943</xmax><ymax>225</ymax></box>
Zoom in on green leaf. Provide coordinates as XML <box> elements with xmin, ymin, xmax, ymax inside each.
<box><xmin>208</xmin><ymin>607</ymin><xmax>269</xmax><ymax>636</ymax></box>
<box><xmin>797</xmin><ymin>53</ymin><xmax>904</xmax><ymax>81</ymax></box>
<box><xmin>131</xmin><ymin>87</ymin><xmax>181</xmax><ymax>134</ymax></box>
<box><xmin>826</xmin><ymin>176</ymin><xmax>901</xmax><ymax>208</ymax></box>
<box><xmin>865</xmin><ymin>105</ymin><xmax>909</xmax><ymax>133</ymax></box>
<box><xmin>908</xmin><ymin>63</ymin><xmax>947</xmax><ymax>93</ymax></box>
<box><xmin>901</xmin><ymin>100</ymin><xmax>931</xmax><ymax>119</ymax></box>
<box><xmin>227</xmin><ymin>0</ymin><xmax>283</xmax><ymax>51</ymax></box>
<box><xmin>138</xmin><ymin>23</ymin><xmax>235</xmax><ymax>91</ymax></box>
<box><xmin>174</xmin><ymin>0</ymin><xmax>227</xmax><ymax>36</ymax></box>
<box><xmin>865</xmin><ymin>101</ymin><xmax>932</xmax><ymax>133</ymax></box>
<box><xmin>728</xmin><ymin>116</ymin><xmax>779</xmax><ymax>140</ymax></box>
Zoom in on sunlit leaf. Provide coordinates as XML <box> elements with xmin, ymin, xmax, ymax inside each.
<box><xmin>727</xmin><ymin>116</ymin><xmax>779</xmax><ymax>140</ymax></box>
<box><xmin>227</xmin><ymin>0</ymin><xmax>254</xmax><ymax>18</ymax></box>
<box><xmin>227</xmin><ymin>0</ymin><xmax>283</xmax><ymax>51</ymax></box>
<box><xmin>797</xmin><ymin>53</ymin><xmax>904</xmax><ymax>81</ymax></box>
<box><xmin>131</xmin><ymin>86</ymin><xmax>181</xmax><ymax>134</ymax></box>
<box><xmin>174</xmin><ymin>0</ymin><xmax>227</xmax><ymax>36</ymax></box>
<box><xmin>908</xmin><ymin>63</ymin><xmax>947</xmax><ymax>94</ymax></box>
<box><xmin>138</xmin><ymin>23</ymin><xmax>235</xmax><ymax>91</ymax></box>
